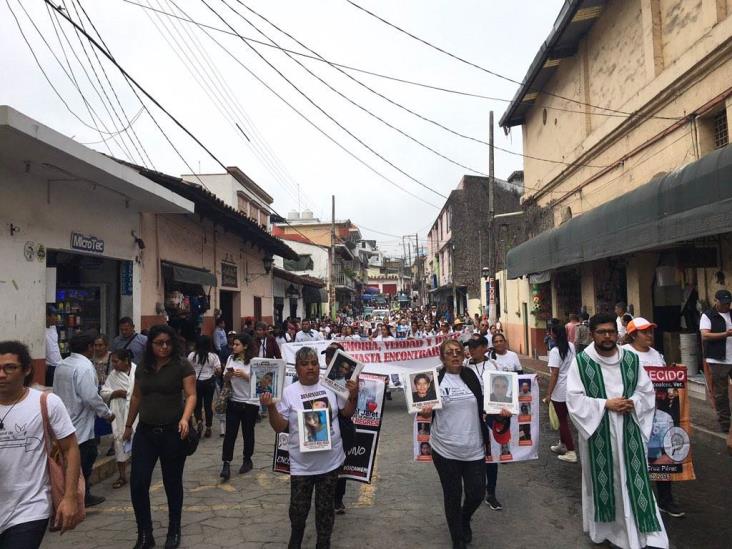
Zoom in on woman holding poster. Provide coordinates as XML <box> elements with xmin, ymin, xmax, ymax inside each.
<box><xmin>419</xmin><ymin>339</ymin><xmax>491</xmax><ymax>549</ymax></box>
<box><xmin>622</xmin><ymin>317</ymin><xmax>685</xmax><ymax>519</ymax></box>
<box><xmin>260</xmin><ymin>347</ymin><xmax>358</xmax><ymax>549</ymax></box>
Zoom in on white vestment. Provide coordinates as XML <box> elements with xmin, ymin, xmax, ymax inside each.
<box><xmin>567</xmin><ymin>344</ymin><xmax>668</xmax><ymax>549</ymax></box>
<box><xmin>100</xmin><ymin>363</ymin><xmax>137</xmax><ymax>462</ymax></box>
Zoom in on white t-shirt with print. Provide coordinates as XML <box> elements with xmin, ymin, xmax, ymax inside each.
<box><xmin>621</xmin><ymin>344</ymin><xmax>666</xmax><ymax>368</ymax></box>
<box><xmin>226</xmin><ymin>355</ymin><xmax>252</xmax><ymax>402</ymax></box>
<box><xmin>0</xmin><ymin>389</ymin><xmax>75</xmax><ymax>533</ymax></box>
<box><xmin>699</xmin><ymin>312</ymin><xmax>732</xmax><ymax>364</ymax></box>
<box><xmin>276</xmin><ymin>381</ymin><xmax>345</xmax><ymax>475</ymax></box>
<box><xmin>430</xmin><ymin>373</ymin><xmax>484</xmax><ymax>461</ymax></box>
<box><xmin>464</xmin><ymin>358</ymin><xmax>498</xmax><ymax>391</ymax></box>
<box><xmin>493</xmin><ymin>350</ymin><xmax>523</xmax><ymax>372</ymax></box>
<box><xmin>547</xmin><ymin>343</ymin><xmax>576</xmax><ymax>403</ymax></box>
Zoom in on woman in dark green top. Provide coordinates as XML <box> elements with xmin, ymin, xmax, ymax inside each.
<box><xmin>123</xmin><ymin>324</ymin><xmax>196</xmax><ymax>549</ymax></box>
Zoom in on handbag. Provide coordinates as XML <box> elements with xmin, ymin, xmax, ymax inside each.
<box><xmin>40</xmin><ymin>392</ymin><xmax>86</xmax><ymax>531</ymax></box>
<box><xmin>214</xmin><ymin>381</ymin><xmax>232</xmax><ymax>415</ymax></box>
<box><xmin>183</xmin><ymin>418</ymin><xmax>200</xmax><ymax>456</ymax></box>
<box><xmin>548</xmin><ymin>401</ymin><xmax>560</xmax><ymax>430</ymax></box>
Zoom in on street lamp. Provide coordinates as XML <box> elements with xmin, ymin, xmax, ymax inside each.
<box><xmin>262</xmin><ymin>254</ymin><xmax>274</xmax><ymax>274</ymax></box>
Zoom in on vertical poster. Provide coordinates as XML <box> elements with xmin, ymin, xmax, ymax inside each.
<box><xmin>645</xmin><ymin>366</ymin><xmax>696</xmax><ymax>481</ymax></box>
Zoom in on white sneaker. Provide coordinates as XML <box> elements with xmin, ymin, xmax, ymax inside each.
<box><xmin>558</xmin><ymin>450</ymin><xmax>578</xmax><ymax>463</ymax></box>
<box><xmin>550</xmin><ymin>442</ymin><xmax>567</xmax><ymax>454</ymax></box>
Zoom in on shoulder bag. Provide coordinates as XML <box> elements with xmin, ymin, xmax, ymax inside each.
<box><xmin>183</xmin><ymin>417</ymin><xmax>201</xmax><ymax>456</ymax></box>
<box><xmin>40</xmin><ymin>392</ymin><xmax>86</xmax><ymax>531</ymax></box>
<box><xmin>214</xmin><ymin>357</ymin><xmax>233</xmax><ymax>415</ymax></box>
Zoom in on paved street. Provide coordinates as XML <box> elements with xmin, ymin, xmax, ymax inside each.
<box><xmin>44</xmin><ymin>377</ymin><xmax>731</xmax><ymax>549</ymax></box>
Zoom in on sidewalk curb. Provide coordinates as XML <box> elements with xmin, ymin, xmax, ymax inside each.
<box><xmin>522</xmin><ymin>364</ymin><xmax>728</xmax><ymax>449</ymax></box>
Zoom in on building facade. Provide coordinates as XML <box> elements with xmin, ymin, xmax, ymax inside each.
<box><xmin>499</xmin><ymin>0</ymin><xmax>732</xmax><ymax>376</ymax></box>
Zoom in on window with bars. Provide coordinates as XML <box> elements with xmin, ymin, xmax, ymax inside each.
<box><xmin>713</xmin><ymin>110</ymin><xmax>728</xmax><ymax>149</ymax></box>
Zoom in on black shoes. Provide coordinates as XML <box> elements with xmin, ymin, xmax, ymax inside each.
<box><xmin>239</xmin><ymin>458</ymin><xmax>253</xmax><ymax>474</ymax></box>
<box><xmin>335</xmin><ymin>500</ymin><xmax>346</xmax><ymax>515</ymax></box>
<box><xmin>485</xmin><ymin>493</ymin><xmax>503</xmax><ymax>510</ymax></box>
<box><xmin>164</xmin><ymin>525</ymin><xmax>181</xmax><ymax>549</ymax></box>
<box><xmin>133</xmin><ymin>531</ymin><xmax>155</xmax><ymax>549</ymax></box>
<box><xmin>220</xmin><ymin>461</ymin><xmax>231</xmax><ymax>481</ymax></box>
<box><xmin>84</xmin><ymin>494</ymin><xmax>106</xmax><ymax>507</ymax></box>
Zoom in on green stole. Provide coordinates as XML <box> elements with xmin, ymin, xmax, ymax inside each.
<box><xmin>575</xmin><ymin>350</ymin><xmax>661</xmax><ymax>533</ymax></box>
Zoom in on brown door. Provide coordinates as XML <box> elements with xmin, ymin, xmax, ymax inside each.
<box><xmin>254</xmin><ymin>296</ymin><xmax>262</xmax><ymax>321</ymax></box>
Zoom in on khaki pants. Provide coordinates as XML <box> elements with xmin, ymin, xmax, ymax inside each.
<box><xmin>710</xmin><ymin>363</ymin><xmax>732</xmax><ymax>432</ymax></box>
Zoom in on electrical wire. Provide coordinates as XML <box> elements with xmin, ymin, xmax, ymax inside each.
<box><xmin>203</xmin><ymin>0</ymin><xmax>448</xmax><ymax>200</ymax></box>
<box><xmin>76</xmin><ymin>107</ymin><xmax>144</xmax><ymax>144</ymax></box>
<box><xmin>153</xmin><ymin>0</ymin><xmax>440</xmax><ymax>208</ymax></box>
<box><xmin>344</xmin><ymin>0</ymin><xmax>684</xmax><ymax>122</ymax></box>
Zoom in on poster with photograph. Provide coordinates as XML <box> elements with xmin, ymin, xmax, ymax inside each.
<box><xmin>413</xmin><ymin>415</ymin><xmax>433</xmax><ymax>462</ymax></box>
<box><xmin>272</xmin><ymin>432</ymin><xmax>290</xmax><ymax>473</ymax></box>
<box><xmin>355</xmin><ymin>373</ymin><xmax>387</xmax><ymax>427</ymax></box>
<box><xmin>645</xmin><ymin>366</ymin><xmax>696</xmax><ymax>481</ymax></box>
<box><xmin>321</xmin><ymin>350</ymin><xmax>365</xmax><ymax>400</ymax></box>
<box><xmin>483</xmin><ymin>371</ymin><xmax>519</xmax><ymax>415</ymax></box>
<box><xmin>518</xmin><ymin>402</ymin><xmax>532</xmax><ymax>422</ymax></box>
<box><xmin>404</xmin><ymin>367</ymin><xmax>442</xmax><ymax>414</ymax></box>
<box><xmin>250</xmin><ymin>358</ymin><xmax>286</xmax><ymax>403</ymax></box>
<box><xmin>298</xmin><ymin>409</ymin><xmax>332</xmax><ymax>452</ymax></box>
<box><xmin>485</xmin><ymin>374</ymin><xmax>540</xmax><ymax>463</ymax></box>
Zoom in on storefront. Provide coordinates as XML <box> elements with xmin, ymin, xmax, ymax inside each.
<box><xmin>273</xmin><ymin>267</ymin><xmax>325</xmax><ymax>323</ymax></box>
<box><xmin>161</xmin><ymin>261</ymin><xmax>216</xmax><ymax>342</ymax></box>
<box><xmin>0</xmin><ymin>106</ymin><xmax>193</xmax><ymax>382</ymax></box>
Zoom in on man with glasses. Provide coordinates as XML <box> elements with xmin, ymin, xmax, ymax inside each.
<box><xmin>567</xmin><ymin>313</ymin><xmax>667</xmax><ymax>549</ymax></box>
<box><xmin>0</xmin><ymin>341</ymin><xmax>81</xmax><ymax>546</ymax></box>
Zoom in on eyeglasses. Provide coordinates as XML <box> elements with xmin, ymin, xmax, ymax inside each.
<box><xmin>444</xmin><ymin>350</ymin><xmax>463</xmax><ymax>357</ymax></box>
<box><xmin>593</xmin><ymin>329</ymin><xmax>617</xmax><ymax>336</ymax></box>
<box><xmin>152</xmin><ymin>340</ymin><xmax>172</xmax><ymax>348</ymax></box>
<box><xmin>0</xmin><ymin>364</ymin><xmax>22</xmax><ymax>374</ymax></box>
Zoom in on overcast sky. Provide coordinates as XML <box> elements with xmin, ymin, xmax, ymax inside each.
<box><xmin>0</xmin><ymin>0</ymin><xmax>563</xmax><ymax>257</ymax></box>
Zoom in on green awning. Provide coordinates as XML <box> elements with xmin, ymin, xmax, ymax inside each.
<box><xmin>162</xmin><ymin>262</ymin><xmax>217</xmax><ymax>287</ymax></box>
<box><xmin>507</xmin><ymin>145</ymin><xmax>732</xmax><ymax>278</ymax></box>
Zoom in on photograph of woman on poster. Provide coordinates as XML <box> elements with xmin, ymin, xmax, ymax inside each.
<box><xmin>303</xmin><ymin>410</ymin><xmax>329</xmax><ymax>443</ymax></box>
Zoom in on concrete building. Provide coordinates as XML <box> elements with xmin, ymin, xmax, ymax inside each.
<box><xmin>425</xmin><ymin>175</ymin><xmax>522</xmax><ymax>317</ymax></box>
<box><xmin>272</xmin><ymin>239</ymin><xmax>329</xmax><ymax>321</ymax></box>
<box><xmin>0</xmin><ymin>106</ymin><xmax>193</xmax><ymax>382</ymax></box>
<box><xmin>499</xmin><ymin>0</ymin><xmax>732</xmax><ymax>378</ymax></box>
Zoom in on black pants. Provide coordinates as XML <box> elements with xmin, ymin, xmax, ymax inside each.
<box><xmin>194</xmin><ymin>378</ymin><xmax>216</xmax><ymax>427</ymax></box>
<box><xmin>486</xmin><ymin>462</ymin><xmax>498</xmax><ymax>495</ymax></box>
<box><xmin>0</xmin><ymin>518</ymin><xmax>48</xmax><ymax>549</ymax></box>
<box><xmin>335</xmin><ymin>478</ymin><xmax>347</xmax><ymax>503</ymax></box>
<box><xmin>222</xmin><ymin>401</ymin><xmax>258</xmax><ymax>462</ymax></box>
<box><xmin>130</xmin><ymin>425</ymin><xmax>187</xmax><ymax>532</ymax></box>
<box><xmin>655</xmin><ymin>480</ymin><xmax>674</xmax><ymax>506</ymax></box>
<box><xmin>79</xmin><ymin>438</ymin><xmax>98</xmax><ymax>497</ymax></box>
<box><xmin>290</xmin><ymin>469</ymin><xmax>340</xmax><ymax>546</ymax></box>
<box><xmin>432</xmin><ymin>450</ymin><xmax>486</xmax><ymax>545</ymax></box>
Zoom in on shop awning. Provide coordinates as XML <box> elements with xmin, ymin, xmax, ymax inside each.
<box><xmin>162</xmin><ymin>262</ymin><xmax>217</xmax><ymax>287</ymax></box>
<box><xmin>507</xmin><ymin>144</ymin><xmax>732</xmax><ymax>278</ymax></box>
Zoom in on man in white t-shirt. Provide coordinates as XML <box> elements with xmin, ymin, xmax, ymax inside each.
<box><xmin>295</xmin><ymin>319</ymin><xmax>323</xmax><ymax>342</ymax></box>
<box><xmin>614</xmin><ymin>301</ymin><xmax>632</xmax><ymax>340</ymax></box>
<box><xmin>45</xmin><ymin>305</ymin><xmax>62</xmax><ymax>386</ymax></box>
<box><xmin>699</xmin><ymin>289</ymin><xmax>732</xmax><ymax>433</ymax></box>
<box><xmin>0</xmin><ymin>341</ymin><xmax>81</xmax><ymax>546</ymax></box>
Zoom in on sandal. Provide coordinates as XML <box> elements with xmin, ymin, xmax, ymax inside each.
<box><xmin>112</xmin><ymin>478</ymin><xmax>127</xmax><ymax>489</ymax></box>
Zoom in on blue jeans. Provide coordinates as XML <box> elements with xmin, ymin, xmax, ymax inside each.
<box><xmin>0</xmin><ymin>518</ymin><xmax>48</xmax><ymax>549</ymax></box>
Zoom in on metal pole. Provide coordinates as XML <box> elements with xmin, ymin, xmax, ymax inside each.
<box><xmin>329</xmin><ymin>195</ymin><xmax>336</xmax><ymax>320</ymax></box>
<box><xmin>415</xmin><ymin>232</ymin><xmax>422</xmax><ymax>306</ymax></box>
<box><xmin>488</xmin><ymin>110</ymin><xmax>496</xmax><ymax>323</ymax></box>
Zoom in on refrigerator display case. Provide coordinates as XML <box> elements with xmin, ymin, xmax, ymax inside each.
<box><xmin>55</xmin><ymin>285</ymin><xmax>107</xmax><ymax>355</ymax></box>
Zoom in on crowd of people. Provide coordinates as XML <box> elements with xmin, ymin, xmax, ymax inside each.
<box><xmin>4</xmin><ymin>292</ymin><xmax>731</xmax><ymax>549</ymax></box>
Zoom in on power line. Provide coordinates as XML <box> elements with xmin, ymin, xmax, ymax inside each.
<box><xmin>344</xmin><ymin>0</ymin><xmax>684</xmax><ymax>122</ymax></box>
<box><xmin>152</xmin><ymin>0</ymin><xmax>440</xmax><ymax>208</ymax></box>
<box><xmin>205</xmin><ymin>0</ymin><xmax>448</xmax><ymax>200</ymax></box>
<box><xmin>223</xmin><ymin>0</ymin><xmax>493</xmax><ymax>178</ymax></box>
<box><xmin>76</xmin><ymin>107</ymin><xmax>144</xmax><ymax>144</ymax></box>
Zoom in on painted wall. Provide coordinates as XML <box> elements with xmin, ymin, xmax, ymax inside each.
<box><xmin>0</xmin><ymin>163</ymin><xmax>142</xmax><ymax>380</ymax></box>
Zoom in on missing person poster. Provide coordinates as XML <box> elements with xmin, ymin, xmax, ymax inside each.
<box><xmin>645</xmin><ymin>366</ymin><xmax>696</xmax><ymax>482</ymax></box>
<box><xmin>273</xmin><ymin>432</ymin><xmax>290</xmax><ymax>473</ymax></box>
<box><xmin>250</xmin><ymin>358</ymin><xmax>286</xmax><ymax>403</ymax></box>
<box><xmin>322</xmin><ymin>350</ymin><xmax>365</xmax><ymax>400</ymax></box>
<box><xmin>414</xmin><ymin>374</ymin><xmax>540</xmax><ymax>463</ymax></box>
<box><xmin>298</xmin><ymin>409</ymin><xmax>332</xmax><ymax>452</ymax></box>
<box><xmin>404</xmin><ymin>367</ymin><xmax>442</xmax><ymax>414</ymax></box>
<box><xmin>483</xmin><ymin>371</ymin><xmax>520</xmax><ymax>415</ymax></box>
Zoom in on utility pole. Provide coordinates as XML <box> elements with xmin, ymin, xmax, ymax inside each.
<box><xmin>415</xmin><ymin>232</ymin><xmax>421</xmax><ymax>306</ymax></box>
<box><xmin>329</xmin><ymin>195</ymin><xmax>336</xmax><ymax>320</ymax></box>
<box><xmin>488</xmin><ymin>110</ymin><xmax>496</xmax><ymax>324</ymax></box>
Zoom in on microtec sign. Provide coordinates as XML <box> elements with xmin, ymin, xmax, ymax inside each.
<box><xmin>70</xmin><ymin>232</ymin><xmax>105</xmax><ymax>254</ymax></box>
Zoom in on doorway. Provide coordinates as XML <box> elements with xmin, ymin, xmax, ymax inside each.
<box><xmin>522</xmin><ymin>302</ymin><xmax>529</xmax><ymax>356</ymax></box>
<box><xmin>253</xmin><ymin>296</ymin><xmax>262</xmax><ymax>322</ymax></box>
<box><xmin>219</xmin><ymin>291</ymin><xmax>234</xmax><ymax>333</ymax></box>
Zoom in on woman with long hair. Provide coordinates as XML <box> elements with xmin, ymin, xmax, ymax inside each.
<box><xmin>220</xmin><ymin>333</ymin><xmax>258</xmax><ymax>480</ymax></box>
<box><xmin>543</xmin><ymin>323</ymin><xmax>577</xmax><ymax>463</ymax></box>
<box><xmin>123</xmin><ymin>324</ymin><xmax>196</xmax><ymax>549</ymax></box>
<box><xmin>188</xmin><ymin>335</ymin><xmax>221</xmax><ymax>438</ymax></box>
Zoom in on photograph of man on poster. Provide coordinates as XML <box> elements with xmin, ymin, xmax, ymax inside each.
<box><xmin>412</xmin><ymin>372</ymin><xmax>437</xmax><ymax>402</ymax></box>
<box><xmin>484</xmin><ymin>371</ymin><xmax>519</xmax><ymax>415</ymax></box>
<box><xmin>405</xmin><ymin>368</ymin><xmax>443</xmax><ymax>413</ymax></box>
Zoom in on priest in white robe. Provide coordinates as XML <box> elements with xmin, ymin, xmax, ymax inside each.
<box><xmin>567</xmin><ymin>313</ymin><xmax>668</xmax><ymax>549</ymax></box>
